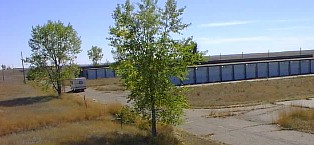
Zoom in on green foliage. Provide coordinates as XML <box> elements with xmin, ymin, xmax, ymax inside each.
<box><xmin>115</xmin><ymin>106</ymin><xmax>151</xmax><ymax>131</ymax></box>
<box><xmin>87</xmin><ymin>46</ymin><xmax>104</xmax><ymax>66</ymax></box>
<box><xmin>109</xmin><ymin>0</ymin><xmax>204</xmax><ymax>136</ymax></box>
<box><xmin>1</xmin><ymin>64</ymin><xmax>6</xmax><ymax>70</ymax></box>
<box><xmin>26</xmin><ymin>67</ymin><xmax>37</xmax><ymax>81</ymax></box>
<box><xmin>27</xmin><ymin>20</ymin><xmax>82</xmax><ymax>96</ymax></box>
<box><xmin>115</xmin><ymin>106</ymin><xmax>137</xmax><ymax>125</ymax></box>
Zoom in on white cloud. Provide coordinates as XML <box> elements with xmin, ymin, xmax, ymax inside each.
<box><xmin>199</xmin><ymin>20</ymin><xmax>254</xmax><ymax>28</ymax></box>
<box><xmin>198</xmin><ymin>36</ymin><xmax>268</xmax><ymax>44</ymax></box>
<box><xmin>198</xmin><ymin>18</ymin><xmax>314</xmax><ymax>28</ymax></box>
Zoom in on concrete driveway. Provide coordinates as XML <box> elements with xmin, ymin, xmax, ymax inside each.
<box><xmin>180</xmin><ymin>102</ymin><xmax>314</xmax><ymax>145</ymax></box>
<box><xmin>77</xmin><ymin>88</ymin><xmax>314</xmax><ymax>145</ymax></box>
<box><xmin>67</xmin><ymin>87</ymin><xmax>130</xmax><ymax>105</ymax></box>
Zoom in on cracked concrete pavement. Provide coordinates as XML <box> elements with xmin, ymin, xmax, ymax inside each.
<box><xmin>75</xmin><ymin>87</ymin><xmax>314</xmax><ymax>145</ymax></box>
<box><xmin>180</xmin><ymin>103</ymin><xmax>314</xmax><ymax>145</ymax></box>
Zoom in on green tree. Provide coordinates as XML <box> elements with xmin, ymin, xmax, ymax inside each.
<box><xmin>87</xmin><ymin>46</ymin><xmax>103</xmax><ymax>66</ymax></box>
<box><xmin>1</xmin><ymin>64</ymin><xmax>6</xmax><ymax>70</ymax></box>
<box><xmin>27</xmin><ymin>20</ymin><xmax>82</xmax><ymax>96</ymax></box>
<box><xmin>108</xmin><ymin>0</ymin><xmax>203</xmax><ymax>136</ymax></box>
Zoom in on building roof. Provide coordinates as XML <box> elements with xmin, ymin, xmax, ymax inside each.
<box><xmin>206</xmin><ymin>49</ymin><xmax>314</xmax><ymax>61</ymax></box>
<box><xmin>81</xmin><ymin>49</ymin><xmax>314</xmax><ymax>69</ymax></box>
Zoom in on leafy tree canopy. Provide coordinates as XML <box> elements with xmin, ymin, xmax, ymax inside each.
<box><xmin>109</xmin><ymin>0</ymin><xmax>203</xmax><ymax>136</ymax></box>
<box><xmin>27</xmin><ymin>20</ymin><xmax>82</xmax><ymax>96</ymax></box>
<box><xmin>1</xmin><ymin>64</ymin><xmax>6</xmax><ymax>70</ymax></box>
<box><xmin>87</xmin><ymin>46</ymin><xmax>104</xmax><ymax>66</ymax></box>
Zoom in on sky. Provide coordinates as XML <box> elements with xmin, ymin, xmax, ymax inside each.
<box><xmin>1</xmin><ymin>0</ymin><xmax>314</xmax><ymax>68</ymax></box>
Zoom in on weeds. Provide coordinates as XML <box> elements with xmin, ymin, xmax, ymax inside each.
<box><xmin>277</xmin><ymin>107</ymin><xmax>314</xmax><ymax>133</ymax></box>
<box><xmin>0</xmin><ymin>70</ymin><xmax>221</xmax><ymax>145</ymax></box>
<box><xmin>186</xmin><ymin>76</ymin><xmax>314</xmax><ymax>108</ymax></box>
<box><xmin>0</xmin><ymin>94</ymin><xmax>113</xmax><ymax>136</ymax></box>
<box><xmin>94</xmin><ymin>85</ymin><xmax>125</xmax><ymax>92</ymax></box>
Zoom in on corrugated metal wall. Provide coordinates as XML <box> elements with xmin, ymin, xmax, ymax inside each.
<box><xmin>83</xmin><ymin>68</ymin><xmax>116</xmax><ymax>80</ymax></box>
<box><xmin>81</xmin><ymin>59</ymin><xmax>314</xmax><ymax>85</ymax></box>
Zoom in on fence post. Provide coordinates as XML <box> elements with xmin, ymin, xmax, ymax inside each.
<box><xmin>309</xmin><ymin>60</ymin><xmax>312</xmax><ymax>74</ymax></box>
<box><xmin>86</xmin><ymin>69</ymin><xmax>89</xmax><ymax>79</ymax></box>
<box><xmin>232</xmin><ymin>64</ymin><xmax>235</xmax><ymax>81</ymax></box>
<box><xmin>95</xmin><ymin>69</ymin><xmax>98</xmax><ymax>79</ymax></box>
<box><xmin>278</xmin><ymin>62</ymin><xmax>281</xmax><ymax>76</ymax></box>
<box><xmin>288</xmin><ymin>60</ymin><xmax>291</xmax><ymax>76</ymax></box>
<box><xmin>267</xmin><ymin>62</ymin><xmax>270</xmax><ymax>78</ymax></box>
<box><xmin>207</xmin><ymin>66</ymin><xmax>210</xmax><ymax>83</ymax></box>
<box><xmin>2</xmin><ymin>69</ymin><xmax>4</xmax><ymax>81</ymax></box>
<box><xmin>244</xmin><ymin>64</ymin><xmax>247</xmax><ymax>79</ymax></box>
<box><xmin>104</xmin><ymin>68</ymin><xmax>107</xmax><ymax>78</ymax></box>
<box><xmin>255</xmin><ymin>63</ymin><xmax>258</xmax><ymax>78</ymax></box>
<box><xmin>194</xmin><ymin>67</ymin><xmax>197</xmax><ymax>84</ymax></box>
<box><xmin>219</xmin><ymin>66</ymin><xmax>223</xmax><ymax>82</ymax></box>
<box><xmin>299</xmin><ymin>60</ymin><xmax>301</xmax><ymax>74</ymax></box>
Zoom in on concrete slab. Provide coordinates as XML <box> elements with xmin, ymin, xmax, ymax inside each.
<box><xmin>276</xmin><ymin>98</ymin><xmax>314</xmax><ymax>108</ymax></box>
<box><xmin>78</xmin><ymin>87</ymin><xmax>314</xmax><ymax>145</ymax></box>
<box><xmin>180</xmin><ymin>106</ymin><xmax>314</xmax><ymax>145</ymax></box>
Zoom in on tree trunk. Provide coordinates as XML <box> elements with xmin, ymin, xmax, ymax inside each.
<box><xmin>57</xmin><ymin>81</ymin><xmax>62</xmax><ymax>97</ymax></box>
<box><xmin>151</xmin><ymin>99</ymin><xmax>157</xmax><ymax>137</ymax></box>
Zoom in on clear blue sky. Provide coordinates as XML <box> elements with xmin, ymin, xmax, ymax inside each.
<box><xmin>1</xmin><ymin>0</ymin><xmax>314</xmax><ymax>68</ymax></box>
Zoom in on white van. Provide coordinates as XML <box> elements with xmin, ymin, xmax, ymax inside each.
<box><xmin>70</xmin><ymin>77</ymin><xmax>87</xmax><ymax>92</ymax></box>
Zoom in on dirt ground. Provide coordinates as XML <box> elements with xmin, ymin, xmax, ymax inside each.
<box><xmin>0</xmin><ymin>70</ymin><xmax>45</xmax><ymax>100</ymax></box>
<box><xmin>78</xmin><ymin>77</ymin><xmax>314</xmax><ymax>145</ymax></box>
<box><xmin>180</xmin><ymin>102</ymin><xmax>314</xmax><ymax>145</ymax></box>
<box><xmin>3</xmin><ymin>70</ymin><xmax>314</xmax><ymax>145</ymax></box>
<box><xmin>186</xmin><ymin>75</ymin><xmax>314</xmax><ymax>108</ymax></box>
<box><xmin>1</xmin><ymin>70</ymin><xmax>222</xmax><ymax>145</ymax></box>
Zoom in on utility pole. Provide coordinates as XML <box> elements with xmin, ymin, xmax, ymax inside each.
<box><xmin>21</xmin><ymin>51</ymin><xmax>26</xmax><ymax>84</ymax></box>
<box><xmin>2</xmin><ymin>68</ymin><xmax>4</xmax><ymax>81</ymax></box>
<box><xmin>1</xmin><ymin>64</ymin><xmax>5</xmax><ymax>81</ymax></box>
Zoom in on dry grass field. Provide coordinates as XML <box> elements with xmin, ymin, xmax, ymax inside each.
<box><xmin>88</xmin><ymin>78</ymin><xmax>126</xmax><ymax>92</ymax></box>
<box><xmin>62</xmin><ymin>73</ymin><xmax>314</xmax><ymax>135</ymax></box>
<box><xmin>277</xmin><ymin>107</ymin><xmax>314</xmax><ymax>134</ymax></box>
<box><xmin>83</xmin><ymin>75</ymin><xmax>314</xmax><ymax>108</ymax></box>
<box><xmin>64</xmin><ymin>78</ymin><xmax>125</xmax><ymax>92</ymax></box>
<box><xmin>86</xmin><ymin>78</ymin><xmax>122</xmax><ymax>87</ymax></box>
<box><xmin>0</xmin><ymin>70</ymin><xmax>222</xmax><ymax>145</ymax></box>
<box><xmin>186</xmin><ymin>76</ymin><xmax>314</xmax><ymax>108</ymax></box>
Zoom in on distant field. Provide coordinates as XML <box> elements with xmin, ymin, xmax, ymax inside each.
<box><xmin>87</xmin><ymin>75</ymin><xmax>314</xmax><ymax>108</ymax></box>
<box><xmin>87</xmin><ymin>78</ymin><xmax>126</xmax><ymax>92</ymax></box>
<box><xmin>186</xmin><ymin>76</ymin><xmax>314</xmax><ymax>108</ymax></box>
<box><xmin>0</xmin><ymin>70</ymin><xmax>220</xmax><ymax>145</ymax></box>
<box><xmin>0</xmin><ymin>70</ymin><xmax>46</xmax><ymax>100</ymax></box>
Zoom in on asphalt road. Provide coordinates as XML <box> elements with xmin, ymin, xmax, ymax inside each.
<box><xmin>77</xmin><ymin>87</ymin><xmax>314</xmax><ymax>145</ymax></box>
